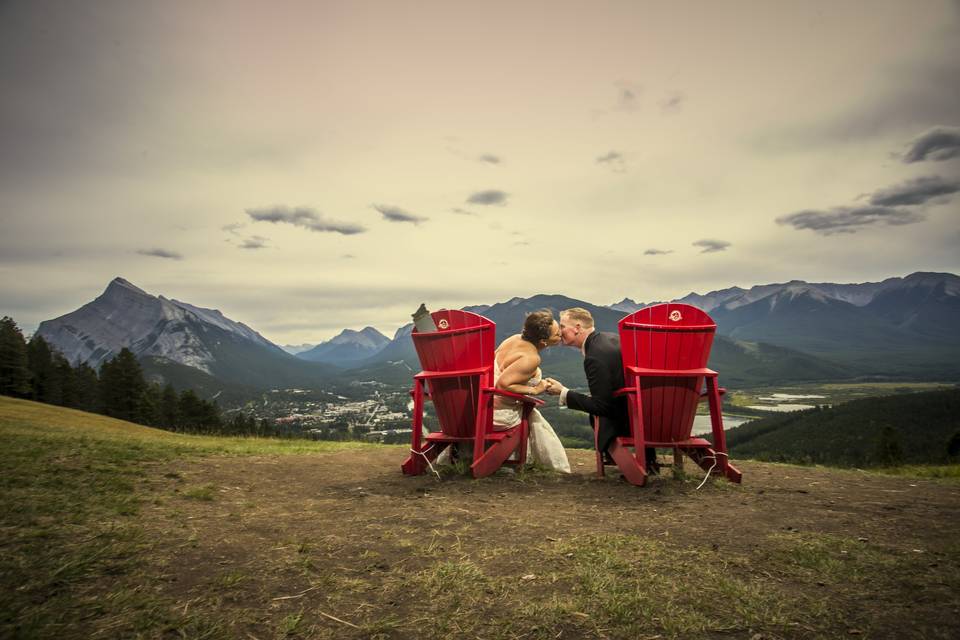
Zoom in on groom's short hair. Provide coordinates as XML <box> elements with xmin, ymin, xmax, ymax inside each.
<box><xmin>561</xmin><ymin>307</ymin><xmax>594</xmax><ymax>329</ymax></box>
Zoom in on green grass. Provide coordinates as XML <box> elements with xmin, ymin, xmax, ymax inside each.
<box><xmin>0</xmin><ymin>396</ymin><xmax>373</xmax><ymax>639</ymax></box>
<box><xmin>869</xmin><ymin>464</ymin><xmax>960</xmax><ymax>479</ymax></box>
<box><xmin>366</xmin><ymin>531</ymin><xmax>941</xmax><ymax>639</ymax></box>
<box><xmin>3</xmin><ymin>395</ymin><xmax>958</xmax><ymax>639</ymax></box>
<box><xmin>182</xmin><ymin>483</ymin><xmax>217</xmax><ymax>500</ymax></box>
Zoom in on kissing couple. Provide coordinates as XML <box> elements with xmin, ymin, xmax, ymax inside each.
<box><xmin>441</xmin><ymin>306</ymin><xmax>634</xmax><ymax>475</ymax></box>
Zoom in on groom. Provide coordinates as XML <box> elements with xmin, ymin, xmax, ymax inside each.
<box><xmin>544</xmin><ymin>307</ymin><xmax>657</xmax><ymax>471</ymax></box>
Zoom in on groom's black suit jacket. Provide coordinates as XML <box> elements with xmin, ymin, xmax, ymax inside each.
<box><xmin>564</xmin><ymin>331</ymin><xmax>630</xmax><ymax>453</ymax></box>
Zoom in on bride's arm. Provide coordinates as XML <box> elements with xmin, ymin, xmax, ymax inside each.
<box><xmin>496</xmin><ymin>354</ymin><xmax>548</xmax><ymax>395</ymax></box>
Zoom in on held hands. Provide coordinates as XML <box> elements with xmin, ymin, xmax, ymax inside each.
<box><xmin>543</xmin><ymin>377</ymin><xmax>564</xmax><ymax>396</ymax></box>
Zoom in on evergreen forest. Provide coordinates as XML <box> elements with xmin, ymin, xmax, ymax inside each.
<box><xmin>725</xmin><ymin>387</ymin><xmax>960</xmax><ymax>467</ymax></box>
<box><xmin>0</xmin><ymin>316</ymin><xmax>279</xmax><ymax>437</ymax></box>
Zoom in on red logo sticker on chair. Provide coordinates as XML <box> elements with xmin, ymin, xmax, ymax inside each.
<box><xmin>669</xmin><ymin>310</ymin><xmax>682</xmax><ymax>322</ymax></box>
<box><xmin>437</xmin><ymin>319</ymin><xmax>449</xmax><ymax>329</ymax></box>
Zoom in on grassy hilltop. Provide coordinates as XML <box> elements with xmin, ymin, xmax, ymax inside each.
<box><xmin>2</xmin><ymin>396</ymin><xmax>959</xmax><ymax>639</ymax></box>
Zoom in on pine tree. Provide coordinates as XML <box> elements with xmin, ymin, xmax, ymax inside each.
<box><xmin>139</xmin><ymin>383</ymin><xmax>163</xmax><ymax>427</ymax></box>
<box><xmin>0</xmin><ymin>316</ymin><xmax>31</xmax><ymax>398</ymax></box>
<box><xmin>259</xmin><ymin>417</ymin><xmax>274</xmax><ymax>437</ymax></box>
<box><xmin>74</xmin><ymin>362</ymin><xmax>100</xmax><ymax>412</ymax></box>
<box><xmin>99</xmin><ymin>348</ymin><xmax>147</xmax><ymax>423</ymax></box>
<box><xmin>178</xmin><ymin>389</ymin><xmax>205</xmax><ymax>431</ymax></box>
<box><xmin>874</xmin><ymin>425</ymin><xmax>904</xmax><ymax>467</ymax></box>
<box><xmin>200</xmin><ymin>399</ymin><xmax>222</xmax><ymax>431</ymax></box>
<box><xmin>27</xmin><ymin>335</ymin><xmax>63</xmax><ymax>405</ymax></box>
<box><xmin>948</xmin><ymin>432</ymin><xmax>960</xmax><ymax>459</ymax></box>
<box><xmin>54</xmin><ymin>352</ymin><xmax>77</xmax><ymax>408</ymax></box>
<box><xmin>160</xmin><ymin>384</ymin><xmax>180</xmax><ymax>429</ymax></box>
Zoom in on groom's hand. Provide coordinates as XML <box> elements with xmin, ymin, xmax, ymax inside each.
<box><xmin>544</xmin><ymin>377</ymin><xmax>563</xmax><ymax>396</ymax></box>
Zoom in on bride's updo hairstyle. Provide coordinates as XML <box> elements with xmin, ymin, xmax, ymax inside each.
<box><xmin>521</xmin><ymin>309</ymin><xmax>556</xmax><ymax>345</ymax></box>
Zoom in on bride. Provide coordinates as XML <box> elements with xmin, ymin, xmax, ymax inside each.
<box><xmin>489</xmin><ymin>310</ymin><xmax>571</xmax><ymax>473</ymax></box>
<box><xmin>434</xmin><ymin>310</ymin><xmax>571</xmax><ymax>473</ymax></box>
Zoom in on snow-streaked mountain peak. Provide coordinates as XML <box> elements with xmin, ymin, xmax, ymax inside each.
<box><xmin>36</xmin><ymin>278</ymin><xmax>282</xmax><ymax>372</ymax></box>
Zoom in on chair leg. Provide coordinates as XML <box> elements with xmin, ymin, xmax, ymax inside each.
<box><xmin>681</xmin><ymin>447</ymin><xmax>742</xmax><ymax>484</ymax></box>
<box><xmin>402</xmin><ymin>381</ymin><xmax>428</xmax><ymax>476</ymax></box>
<box><xmin>609</xmin><ymin>439</ymin><xmax>647</xmax><ymax>486</ymax></box>
<box><xmin>517</xmin><ymin>409</ymin><xmax>530</xmax><ymax>466</ymax></box>
<box><xmin>471</xmin><ymin>429</ymin><xmax>522</xmax><ymax>478</ymax></box>
<box><xmin>401</xmin><ymin>442</ymin><xmax>446</xmax><ymax>476</ymax></box>
<box><xmin>401</xmin><ymin>452</ymin><xmax>424</xmax><ymax>476</ymax></box>
<box><xmin>673</xmin><ymin>447</ymin><xmax>683</xmax><ymax>473</ymax></box>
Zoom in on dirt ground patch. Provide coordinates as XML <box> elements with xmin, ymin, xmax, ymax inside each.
<box><xmin>139</xmin><ymin>447</ymin><xmax>960</xmax><ymax>639</ymax></box>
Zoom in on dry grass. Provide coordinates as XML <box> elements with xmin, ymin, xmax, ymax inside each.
<box><xmin>3</xmin><ymin>396</ymin><xmax>959</xmax><ymax>639</ymax></box>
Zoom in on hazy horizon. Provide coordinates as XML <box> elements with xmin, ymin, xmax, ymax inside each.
<box><xmin>16</xmin><ymin>269</ymin><xmax>958</xmax><ymax>345</ymax></box>
<box><xmin>2</xmin><ymin>1</ymin><xmax>958</xmax><ymax>343</ymax></box>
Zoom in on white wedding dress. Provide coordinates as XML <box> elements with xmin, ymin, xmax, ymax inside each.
<box><xmin>491</xmin><ymin>359</ymin><xmax>571</xmax><ymax>474</ymax></box>
<box><xmin>433</xmin><ymin>360</ymin><xmax>571</xmax><ymax>473</ymax></box>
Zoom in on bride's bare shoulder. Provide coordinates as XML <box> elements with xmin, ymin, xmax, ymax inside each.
<box><xmin>497</xmin><ymin>337</ymin><xmax>540</xmax><ymax>368</ymax></box>
<box><xmin>495</xmin><ymin>334</ymin><xmax>522</xmax><ymax>354</ymax></box>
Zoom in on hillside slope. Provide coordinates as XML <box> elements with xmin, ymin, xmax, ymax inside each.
<box><xmin>2</xmin><ymin>397</ymin><xmax>958</xmax><ymax>639</ymax></box>
<box><xmin>727</xmin><ymin>387</ymin><xmax>960</xmax><ymax>466</ymax></box>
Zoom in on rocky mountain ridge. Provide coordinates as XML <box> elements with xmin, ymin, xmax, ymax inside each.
<box><xmin>35</xmin><ymin>278</ymin><xmax>331</xmax><ymax>389</ymax></box>
<box><xmin>296</xmin><ymin>327</ymin><xmax>389</xmax><ymax>365</ymax></box>
<box><xmin>31</xmin><ymin>271</ymin><xmax>959</xmax><ymax>393</ymax></box>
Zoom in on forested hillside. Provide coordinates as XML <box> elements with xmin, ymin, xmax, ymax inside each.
<box><xmin>726</xmin><ymin>388</ymin><xmax>960</xmax><ymax>467</ymax></box>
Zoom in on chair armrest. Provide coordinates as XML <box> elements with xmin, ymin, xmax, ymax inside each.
<box><xmin>414</xmin><ymin>367</ymin><xmax>489</xmax><ymax>380</ymax></box>
<box><xmin>616</xmin><ymin>384</ymin><xmax>725</xmax><ymax>399</ymax></box>
<box><xmin>482</xmin><ymin>387</ymin><xmax>545</xmax><ymax>407</ymax></box>
<box><xmin>626</xmin><ymin>366</ymin><xmax>718</xmax><ymax>378</ymax></box>
<box><xmin>699</xmin><ymin>386</ymin><xmax>726</xmax><ymax>399</ymax></box>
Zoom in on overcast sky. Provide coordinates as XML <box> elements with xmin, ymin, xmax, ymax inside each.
<box><xmin>2</xmin><ymin>0</ymin><xmax>958</xmax><ymax>344</ymax></box>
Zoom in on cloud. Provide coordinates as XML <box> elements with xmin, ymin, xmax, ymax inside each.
<box><xmin>137</xmin><ymin>248</ymin><xmax>182</xmax><ymax>260</ymax></box>
<box><xmin>644</xmin><ymin>248</ymin><xmax>674</xmax><ymax>256</ymax></box>
<box><xmin>868</xmin><ymin>175</ymin><xmax>960</xmax><ymax>206</ymax></box>
<box><xmin>245</xmin><ymin>205</ymin><xmax>366</xmax><ymax>235</ymax></box>
<box><xmin>776</xmin><ymin>206</ymin><xmax>924</xmax><ymax>235</ymax></box>
<box><xmin>902</xmin><ymin>126</ymin><xmax>960</xmax><ymax>162</ymax></box>
<box><xmin>466</xmin><ymin>190</ymin><xmax>509</xmax><ymax>206</ymax></box>
<box><xmin>239</xmin><ymin>236</ymin><xmax>268</xmax><ymax>250</ymax></box>
<box><xmin>222</xmin><ymin>223</ymin><xmax>244</xmax><ymax>235</ymax></box>
<box><xmin>615</xmin><ymin>81</ymin><xmax>641</xmax><ymax>111</ymax></box>
<box><xmin>596</xmin><ymin>150</ymin><xmax>626</xmax><ymax>172</ymax></box>
<box><xmin>372</xmin><ymin>204</ymin><xmax>427</xmax><ymax>225</ymax></box>
<box><xmin>450</xmin><ymin>207</ymin><xmax>478</xmax><ymax>216</ymax></box>
<box><xmin>751</xmin><ymin>33</ymin><xmax>960</xmax><ymax>151</ymax></box>
<box><xmin>478</xmin><ymin>154</ymin><xmax>501</xmax><ymax>164</ymax></box>
<box><xmin>692</xmin><ymin>239</ymin><xmax>731</xmax><ymax>253</ymax></box>
<box><xmin>660</xmin><ymin>92</ymin><xmax>685</xmax><ymax>113</ymax></box>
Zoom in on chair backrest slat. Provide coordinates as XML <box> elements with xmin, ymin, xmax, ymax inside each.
<box><xmin>411</xmin><ymin>310</ymin><xmax>494</xmax><ymax>438</ymax></box>
<box><xmin>619</xmin><ymin>303</ymin><xmax>716</xmax><ymax>443</ymax></box>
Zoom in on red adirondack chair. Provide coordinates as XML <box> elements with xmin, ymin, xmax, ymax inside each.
<box><xmin>400</xmin><ymin>309</ymin><xmax>544</xmax><ymax>478</ymax></box>
<box><xmin>597</xmin><ymin>303</ymin><xmax>743</xmax><ymax>486</ymax></box>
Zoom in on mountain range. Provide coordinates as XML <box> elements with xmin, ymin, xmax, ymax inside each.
<box><xmin>35</xmin><ymin>278</ymin><xmax>335</xmax><ymax>390</ymax></box>
<box><xmin>703</xmin><ymin>273</ymin><xmax>960</xmax><ymax>375</ymax></box>
<box><xmin>32</xmin><ymin>272</ymin><xmax>960</xmax><ymax>399</ymax></box>
<box><xmin>295</xmin><ymin>327</ymin><xmax>389</xmax><ymax>366</ymax></box>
